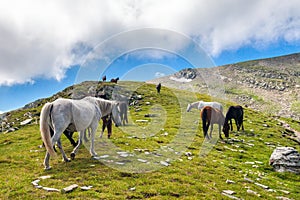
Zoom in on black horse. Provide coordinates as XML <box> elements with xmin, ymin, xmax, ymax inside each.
<box><xmin>222</xmin><ymin>105</ymin><xmax>244</xmax><ymax>135</ymax></box>
<box><xmin>156</xmin><ymin>83</ymin><xmax>161</xmax><ymax>94</ymax></box>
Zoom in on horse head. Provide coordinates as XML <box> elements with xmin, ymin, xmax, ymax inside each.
<box><xmin>111</xmin><ymin>102</ymin><xmax>122</xmax><ymax>127</ymax></box>
<box><xmin>222</xmin><ymin>122</ymin><xmax>230</xmax><ymax>138</ymax></box>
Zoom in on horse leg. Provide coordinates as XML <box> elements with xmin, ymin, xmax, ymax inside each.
<box><xmin>234</xmin><ymin>119</ymin><xmax>240</xmax><ymax>131</ymax></box>
<box><xmin>64</xmin><ymin>130</ymin><xmax>77</xmax><ymax>147</ymax></box>
<box><xmin>107</xmin><ymin>118</ymin><xmax>112</xmax><ymax>139</ymax></box>
<box><xmin>218</xmin><ymin>124</ymin><xmax>223</xmax><ymax>140</ymax></box>
<box><xmin>83</xmin><ymin>128</ymin><xmax>89</xmax><ymax>142</ymax></box>
<box><xmin>202</xmin><ymin>120</ymin><xmax>207</xmax><ymax>139</ymax></box>
<box><xmin>89</xmin><ymin>126</ymin><xmax>98</xmax><ymax>157</ymax></box>
<box><xmin>100</xmin><ymin>118</ymin><xmax>106</xmax><ymax>138</ymax></box>
<box><xmin>230</xmin><ymin>119</ymin><xmax>233</xmax><ymax>131</ymax></box>
<box><xmin>209</xmin><ymin>124</ymin><xmax>213</xmax><ymax>139</ymax></box>
<box><xmin>43</xmin><ymin>152</ymin><xmax>51</xmax><ymax>170</ymax></box>
<box><xmin>70</xmin><ymin>131</ymin><xmax>83</xmax><ymax>160</ymax></box>
<box><xmin>43</xmin><ymin>129</ymin><xmax>63</xmax><ymax>170</ymax></box>
<box><xmin>125</xmin><ymin>111</ymin><xmax>128</xmax><ymax>124</ymax></box>
<box><xmin>57</xmin><ymin>138</ymin><xmax>71</xmax><ymax>162</ymax></box>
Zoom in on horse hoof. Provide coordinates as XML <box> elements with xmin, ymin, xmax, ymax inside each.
<box><xmin>44</xmin><ymin>166</ymin><xmax>52</xmax><ymax>170</ymax></box>
<box><xmin>70</xmin><ymin>153</ymin><xmax>76</xmax><ymax>160</ymax></box>
<box><xmin>64</xmin><ymin>158</ymin><xmax>71</xmax><ymax>162</ymax></box>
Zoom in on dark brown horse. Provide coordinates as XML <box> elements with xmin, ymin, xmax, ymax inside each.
<box><xmin>102</xmin><ymin>75</ymin><xmax>107</xmax><ymax>82</ymax></box>
<box><xmin>156</xmin><ymin>83</ymin><xmax>161</xmax><ymax>94</ymax></box>
<box><xmin>110</xmin><ymin>77</ymin><xmax>119</xmax><ymax>83</ymax></box>
<box><xmin>200</xmin><ymin>106</ymin><xmax>228</xmax><ymax>139</ymax></box>
<box><xmin>222</xmin><ymin>105</ymin><xmax>244</xmax><ymax>136</ymax></box>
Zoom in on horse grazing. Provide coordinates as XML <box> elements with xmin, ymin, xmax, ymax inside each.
<box><xmin>40</xmin><ymin>96</ymin><xmax>121</xmax><ymax>170</ymax></box>
<box><xmin>223</xmin><ymin>105</ymin><xmax>244</xmax><ymax>136</ymax></box>
<box><xmin>200</xmin><ymin>106</ymin><xmax>228</xmax><ymax>139</ymax></box>
<box><xmin>110</xmin><ymin>77</ymin><xmax>119</xmax><ymax>83</ymax></box>
<box><xmin>187</xmin><ymin>101</ymin><xmax>223</xmax><ymax>112</ymax></box>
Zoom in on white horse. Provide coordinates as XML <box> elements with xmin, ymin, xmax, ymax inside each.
<box><xmin>40</xmin><ymin>96</ymin><xmax>121</xmax><ymax>170</ymax></box>
<box><xmin>186</xmin><ymin>101</ymin><xmax>223</xmax><ymax>112</ymax></box>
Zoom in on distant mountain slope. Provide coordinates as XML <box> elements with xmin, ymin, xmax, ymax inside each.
<box><xmin>148</xmin><ymin>53</ymin><xmax>300</xmax><ymax>120</ymax></box>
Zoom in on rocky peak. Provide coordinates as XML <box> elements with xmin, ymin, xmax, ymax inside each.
<box><xmin>175</xmin><ymin>68</ymin><xmax>197</xmax><ymax>80</ymax></box>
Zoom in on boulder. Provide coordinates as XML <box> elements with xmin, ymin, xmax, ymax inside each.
<box><xmin>269</xmin><ymin>147</ymin><xmax>300</xmax><ymax>174</ymax></box>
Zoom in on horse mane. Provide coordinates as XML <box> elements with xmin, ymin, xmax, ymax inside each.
<box><xmin>96</xmin><ymin>98</ymin><xmax>114</xmax><ymax>116</ymax></box>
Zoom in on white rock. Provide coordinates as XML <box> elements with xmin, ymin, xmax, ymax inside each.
<box><xmin>80</xmin><ymin>186</ymin><xmax>93</xmax><ymax>191</ymax></box>
<box><xmin>42</xmin><ymin>187</ymin><xmax>60</xmax><ymax>192</ymax></box>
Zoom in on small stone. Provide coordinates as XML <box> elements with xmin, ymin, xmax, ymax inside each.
<box><xmin>255</xmin><ymin>182</ymin><xmax>269</xmax><ymax>189</ymax></box>
<box><xmin>160</xmin><ymin>161</ymin><xmax>170</xmax><ymax>166</ymax></box>
<box><xmin>226</xmin><ymin>179</ymin><xmax>235</xmax><ymax>184</ymax></box>
<box><xmin>97</xmin><ymin>155</ymin><xmax>110</xmax><ymax>159</ymax></box>
<box><xmin>185</xmin><ymin>152</ymin><xmax>192</xmax><ymax>156</ymax></box>
<box><xmin>255</xmin><ymin>161</ymin><xmax>263</xmax><ymax>164</ymax></box>
<box><xmin>31</xmin><ymin>180</ymin><xmax>40</xmax><ymax>186</ymax></box>
<box><xmin>42</xmin><ymin>187</ymin><xmax>60</xmax><ymax>192</ymax></box>
<box><xmin>247</xmin><ymin>189</ymin><xmax>261</xmax><ymax>197</ymax></box>
<box><xmin>280</xmin><ymin>190</ymin><xmax>290</xmax><ymax>194</ymax></box>
<box><xmin>244</xmin><ymin>177</ymin><xmax>254</xmax><ymax>183</ymax></box>
<box><xmin>136</xmin><ymin>120</ymin><xmax>148</xmax><ymax>123</ymax></box>
<box><xmin>39</xmin><ymin>175</ymin><xmax>51</xmax><ymax>180</ymax></box>
<box><xmin>61</xmin><ymin>184</ymin><xmax>78</xmax><ymax>193</ymax></box>
<box><xmin>276</xmin><ymin>196</ymin><xmax>291</xmax><ymax>200</ymax></box>
<box><xmin>245</xmin><ymin>161</ymin><xmax>255</xmax><ymax>165</ymax></box>
<box><xmin>222</xmin><ymin>190</ymin><xmax>236</xmax><ymax>195</ymax></box>
<box><xmin>80</xmin><ymin>186</ymin><xmax>93</xmax><ymax>191</ymax></box>
<box><xmin>129</xmin><ymin>187</ymin><xmax>136</xmax><ymax>191</ymax></box>
<box><xmin>137</xmin><ymin>159</ymin><xmax>148</xmax><ymax>163</ymax></box>
<box><xmin>115</xmin><ymin>162</ymin><xmax>125</xmax><ymax>165</ymax></box>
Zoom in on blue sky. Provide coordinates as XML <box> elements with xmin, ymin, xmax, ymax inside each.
<box><xmin>0</xmin><ymin>0</ymin><xmax>300</xmax><ymax>113</ymax></box>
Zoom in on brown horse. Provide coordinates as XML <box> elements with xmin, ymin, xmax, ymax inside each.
<box><xmin>110</xmin><ymin>77</ymin><xmax>119</xmax><ymax>83</ymax></box>
<box><xmin>222</xmin><ymin>105</ymin><xmax>244</xmax><ymax>136</ymax></box>
<box><xmin>102</xmin><ymin>75</ymin><xmax>107</xmax><ymax>82</ymax></box>
<box><xmin>200</xmin><ymin>106</ymin><xmax>228</xmax><ymax>139</ymax></box>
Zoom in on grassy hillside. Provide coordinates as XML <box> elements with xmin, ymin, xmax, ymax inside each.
<box><xmin>0</xmin><ymin>81</ymin><xmax>299</xmax><ymax>199</ymax></box>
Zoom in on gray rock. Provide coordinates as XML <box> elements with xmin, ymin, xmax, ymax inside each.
<box><xmin>61</xmin><ymin>184</ymin><xmax>78</xmax><ymax>193</ymax></box>
<box><xmin>20</xmin><ymin>118</ymin><xmax>33</xmax><ymax>126</ymax></box>
<box><xmin>269</xmin><ymin>147</ymin><xmax>300</xmax><ymax>174</ymax></box>
<box><xmin>42</xmin><ymin>187</ymin><xmax>60</xmax><ymax>192</ymax></box>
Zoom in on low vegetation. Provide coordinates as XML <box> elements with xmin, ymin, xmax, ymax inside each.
<box><xmin>0</xmin><ymin>81</ymin><xmax>299</xmax><ymax>199</ymax></box>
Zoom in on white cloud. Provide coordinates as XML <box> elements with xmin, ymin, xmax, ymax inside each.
<box><xmin>155</xmin><ymin>72</ymin><xmax>166</xmax><ymax>78</ymax></box>
<box><xmin>0</xmin><ymin>0</ymin><xmax>299</xmax><ymax>85</ymax></box>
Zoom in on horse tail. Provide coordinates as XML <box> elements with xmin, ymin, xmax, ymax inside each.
<box><xmin>40</xmin><ymin>102</ymin><xmax>56</xmax><ymax>157</ymax></box>
<box><xmin>201</xmin><ymin>108</ymin><xmax>208</xmax><ymax>135</ymax></box>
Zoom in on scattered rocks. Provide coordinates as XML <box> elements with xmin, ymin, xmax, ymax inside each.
<box><xmin>269</xmin><ymin>147</ymin><xmax>300</xmax><ymax>174</ymax></box>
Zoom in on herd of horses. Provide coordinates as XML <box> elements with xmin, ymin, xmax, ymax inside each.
<box><xmin>40</xmin><ymin>85</ymin><xmax>244</xmax><ymax>170</ymax></box>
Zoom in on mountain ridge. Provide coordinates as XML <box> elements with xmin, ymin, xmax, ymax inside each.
<box><xmin>148</xmin><ymin>53</ymin><xmax>300</xmax><ymax>120</ymax></box>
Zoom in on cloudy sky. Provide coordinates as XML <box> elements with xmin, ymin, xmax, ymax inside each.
<box><xmin>0</xmin><ymin>0</ymin><xmax>300</xmax><ymax>112</ymax></box>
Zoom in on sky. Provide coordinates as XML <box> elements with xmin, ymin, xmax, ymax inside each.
<box><xmin>0</xmin><ymin>0</ymin><xmax>300</xmax><ymax>113</ymax></box>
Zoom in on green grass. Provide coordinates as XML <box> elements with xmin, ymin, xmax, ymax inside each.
<box><xmin>0</xmin><ymin>81</ymin><xmax>300</xmax><ymax>199</ymax></box>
